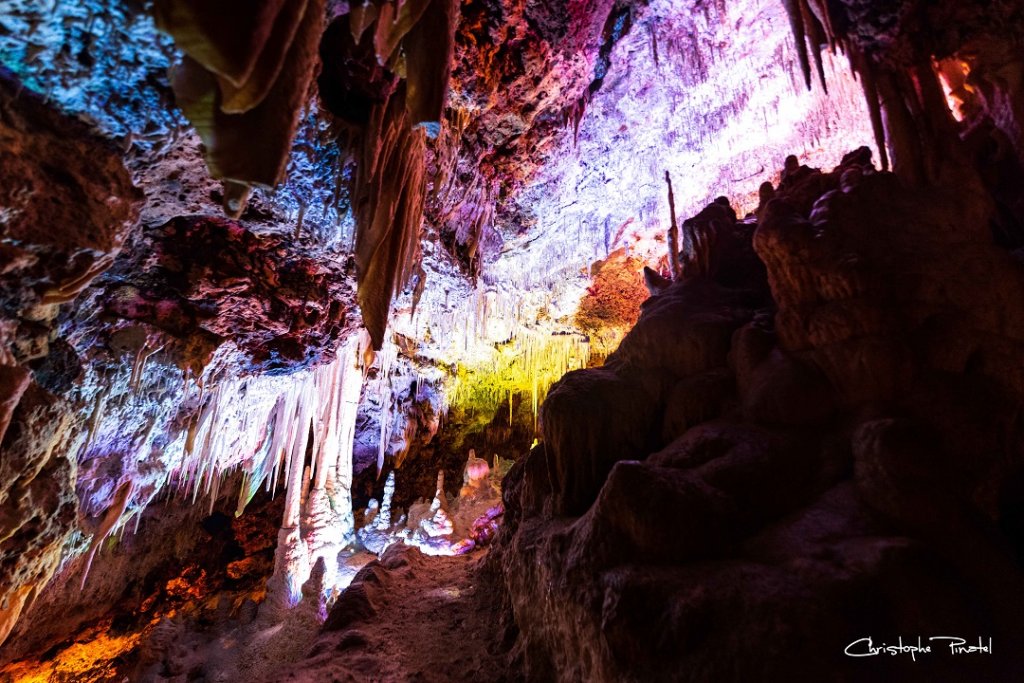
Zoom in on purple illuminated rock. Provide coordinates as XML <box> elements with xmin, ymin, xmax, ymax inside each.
<box><xmin>103</xmin><ymin>215</ymin><xmax>354</xmax><ymax>374</ymax></box>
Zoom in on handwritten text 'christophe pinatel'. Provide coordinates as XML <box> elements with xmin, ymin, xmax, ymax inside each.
<box><xmin>844</xmin><ymin>636</ymin><xmax>993</xmax><ymax>661</ymax></box>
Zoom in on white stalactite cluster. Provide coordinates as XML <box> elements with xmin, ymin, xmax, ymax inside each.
<box><xmin>170</xmin><ymin>333</ymin><xmax>369</xmax><ymax>526</ymax></box>
<box><xmin>118</xmin><ymin>330</ymin><xmax>373</xmax><ymax>609</ymax></box>
<box><xmin>449</xmin><ymin>328</ymin><xmax>591</xmax><ymax>420</ymax></box>
<box><xmin>261</xmin><ymin>332</ymin><xmax>370</xmax><ymax>607</ymax></box>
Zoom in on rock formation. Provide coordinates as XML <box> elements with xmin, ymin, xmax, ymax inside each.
<box><xmin>495</xmin><ymin>145</ymin><xmax>1024</xmax><ymax>680</ymax></box>
<box><xmin>2</xmin><ymin>0</ymin><xmax>1024</xmax><ymax>680</ymax></box>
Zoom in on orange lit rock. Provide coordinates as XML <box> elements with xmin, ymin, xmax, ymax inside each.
<box><xmin>227</xmin><ymin>556</ymin><xmax>266</xmax><ymax>581</ymax></box>
<box><xmin>575</xmin><ymin>249</ymin><xmax>647</xmax><ymax>358</ymax></box>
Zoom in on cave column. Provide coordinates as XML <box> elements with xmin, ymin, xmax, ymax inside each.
<box><xmin>301</xmin><ymin>333</ymin><xmax>365</xmax><ymax>593</ymax></box>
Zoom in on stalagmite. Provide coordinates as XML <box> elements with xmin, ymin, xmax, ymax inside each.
<box><xmin>419</xmin><ymin>470</ymin><xmax>453</xmax><ymax>538</ymax></box>
<box><xmin>460</xmin><ymin>450</ymin><xmax>490</xmax><ymax>497</ymax></box>
<box><xmin>376</xmin><ymin>471</ymin><xmax>397</xmax><ymax>530</ymax></box>
<box><xmin>665</xmin><ymin>170</ymin><xmax>681</xmax><ymax>279</ymax></box>
<box><xmin>301</xmin><ymin>333</ymin><xmax>367</xmax><ymax>591</ymax></box>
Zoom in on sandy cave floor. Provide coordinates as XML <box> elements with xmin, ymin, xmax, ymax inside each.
<box><xmin>262</xmin><ymin>547</ymin><xmax>516</xmax><ymax>683</ymax></box>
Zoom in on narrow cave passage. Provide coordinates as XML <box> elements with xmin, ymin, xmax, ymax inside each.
<box><xmin>3</xmin><ymin>0</ymin><xmax>1024</xmax><ymax>681</ymax></box>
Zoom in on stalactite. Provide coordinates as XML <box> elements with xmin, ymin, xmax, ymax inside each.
<box><xmin>851</xmin><ymin>50</ymin><xmax>890</xmax><ymax>171</ymax></box>
<box><xmin>315</xmin><ymin>1</ymin><xmax>462</xmax><ymax>347</ymax></box>
<box><xmin>40</xmin><ymin>255</ymin><xmax>115</xmax><ymax>305</ymax></box>
<box><xmin>335</xmin><ymin>333</ymin><xmax>367</xmax><ymax>498</ymax></box>
<box><xmin>80</xmin><ymin>384</ymin><xmax>111</xmax><ymax>459</ymax></box>
<box><xmin>294</xmin><ymin>202</ymin><xmax>306</xmax><ymax>239</ymax></box>
<box><xmin>349</xmin><ymin>1</ymin><xmax>379</xmax><ymax>44</ymax></box>
<box><xmin>168</xmin><ymin>331</ymin><xmax>373</xmax><ymax>538</ymax></box>
<box><xmin>781</xmin><ymin>0</ymin><xmax>811</xmax><ymax>90</ymax></box>
<box><xmin>129</xmin><ymin>338</ymin><xmax>163</xmax><ymax>393</ymax></box>
<box><xmin>281</xmin><ymin>391</ymin><xmax>313</xmax><ymax>529</ymax></box>
<box><xmin>803</xmin><ymin>0</ymin><xmax>836</xmax><ymax>52</ymax></box>
<box><xmin>216</xmin><ymin>331</ymin><xmax>368</xmax><ymax>608</ymax></box>
<box><xmin>568</xmin><ymin>93</ymin><xmax>590</xmax><ymax>146</ymax></box>
<box><xmin>449</xmin><ymin>330</ymin><xmax>590</xmax><ymax>422</ymax></box>
<box><xmin>913</xmin><ymin>59</ymin><xmax>966</xmax><ymax>183</ymax></box>
<box><xmin>648</xmin><ymin>22</ymin><xmax>660</xmax><ymax>68</ymax></box>
<box><xmin>430</xmin><ymin>108</ymin><xmax>471</xmax><ymax>205</ymax></box>
<box><xmin>160</xmin><ymin>0</ymin><xmax>325</xmax><ymax>213</ymax></box>
<box><xmin>79</xmin><ymin>481</ymin><xmax>134</xmax><ymax>589</ymax></box>
<box><xmin>372</xmin><ymin>0</ymin><xmax>433</xmax><ymax>67</ymax></box>
<box><xmin>152</xmin><ymin>0</ymin><xmax>290</xmax><ymax>87</ymax></box>
<box><xmin>354</xmin><ymin>86</ymin><xmax>427</xmax><ymax>350</ymax></box>
<box><xmin>797</xmin><ymin>0</ymin><xmax>827</xmax><ymax>93</ymax></box>
<box><xmin>374</xmin><ymin>341</ymin><xmax>399</xmax><ymax>475</ymax></box>
<box><xmin>214</xmin><ymin>0</ymin><xmax>308</xmax><ymax>115</ymax></box>
<box><xmin>403</xmin><ymin>0</ymin><xmax>459</xmax><ymax>131</ymax></box>
<box><xmin>877</xmin><ymin>68</ymin><xmax>926</xmax><ymax>184</ymax></box>
<box><xmin>777</xmin><ymin>0</ymin><xmax>967</xmax><ymax>184</ymax></box>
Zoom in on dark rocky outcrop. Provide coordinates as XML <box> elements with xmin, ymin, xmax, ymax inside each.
<box><xmin>493</xmin><ymin>149</ymin><xmax>1024</xmax><ymax>681</ymax></box>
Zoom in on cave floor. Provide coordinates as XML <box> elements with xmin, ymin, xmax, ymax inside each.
<box><xmin>268</xmin><ymin>546</ymin><xmax>515</xmax><ymax>683</ymax></box>
<box><xmin>0</xmin><ymin>545</ymin><xmax>512</xmax><ymax>683</ymax></box>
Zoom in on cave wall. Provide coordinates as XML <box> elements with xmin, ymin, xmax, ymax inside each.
<box><xmin>476</xmin><ymin>0</ymin><xmax>876</xmax><ymax>372</ymax></box>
